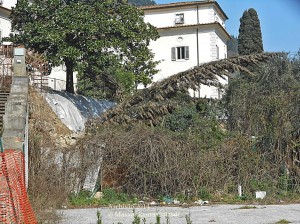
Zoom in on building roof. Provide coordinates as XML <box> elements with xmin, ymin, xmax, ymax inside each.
<box><xmin>141</xmin><ymin>1</ymin><xmax>228</xmax><ymax>20</ymax></box>
<box><xmin>157</xmin><ymin>22</ymin><xmax>231</xmax><ymax>40</ymax></box>
<box><xmin>0</xmin><ymin>5</ymin><xmax>12</xmax><ymax>13</ymax></box>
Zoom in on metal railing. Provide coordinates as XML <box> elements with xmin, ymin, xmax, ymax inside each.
<box><xmin>0</xmin><ymin>44</ymin><xmax>13</xmax><ymax>91</ymax></box>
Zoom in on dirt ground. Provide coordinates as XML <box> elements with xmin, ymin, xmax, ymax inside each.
<box><xmin>58</xmin><ymin>203</ymin><xmax>300</xmax><ymax>224</ymax></box>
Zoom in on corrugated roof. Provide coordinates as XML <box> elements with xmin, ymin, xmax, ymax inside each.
<box><xmin>140</xmin><ymin>1</ymin><xmax>228</xmax><ymax>20</ymax></box>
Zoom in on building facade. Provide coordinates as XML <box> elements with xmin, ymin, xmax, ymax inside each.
<box><xmin>0</xmin><ymin>0</ymin><xmax>17</xmax><ymax>42</ymax></box>
<box><xmin>142</xmin><ymin>1</ymin><xmax>231</xmax><ymax>98</ymax></box>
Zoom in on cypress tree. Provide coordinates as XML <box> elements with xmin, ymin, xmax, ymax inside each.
<box><xmin>248</xmin><ymin>8</ymin><xmax>264</xmax><ymax>53</ymax></box>
<box><xmin>238</xmin><ymin>8</ymin><xmax>263</xmax><ymax>55</ymax></box>
<box><xmin>227</xmin><ymin>35</ymin><xmax>239</xmax><ymax>58</ymax></box>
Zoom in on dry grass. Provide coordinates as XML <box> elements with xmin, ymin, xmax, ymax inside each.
<box><xmin>28</xmin><ymin>87</ymin><xmax>72</xmax><ymax>223</ymax></box>
<box><xmin>75</xmin><ymin>124</ymin><xmax>289</xmax><ymax>199</ymax></box>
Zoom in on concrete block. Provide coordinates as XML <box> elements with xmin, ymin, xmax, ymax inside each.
<box><xmin>2</xmin><ymin>136</ymin><xmax>24</xmax><ymax>151</ymax></box>
<box><xmin>5</xmin><ymin>102</ymin><xmax>27</xmax><ymax>115</ymax></box>
<box><xmin>2</xmin><ymin>129</ymin><xmax>25</xmax><ymax>138</ymax></box>
<box><xmin>6</xmin><ymin>94</ymin><xmax>28</xmax><ymax>103</ymax></box>
<box><xmin>3</xmin><ymin>115</ymin><xmax>26</xmax><ymax>130</ymax></box>
<box><xmin>10</xmin><ymin>85</ymin><xmax>28</xmax><ymax>93</ymax></box>
<box><xmin>12</xmin><ymin>76</ymin><xmax>29</xmax><ymax>85</ymax></box>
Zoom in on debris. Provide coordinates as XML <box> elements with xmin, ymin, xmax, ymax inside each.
<box><xmin>149</xmin><ymin>201</ymin><xmax>158</xmax><ymax>206</ymax></box>
<box><xmin>194</xmin><ymin>199</ymin><xmax>204</xmax><ymax>205</ymax></box>
<box><xmin>255</xmin><ymin>191</ymin><xmax>266</xmax><ymax>199</ymax></box>
<box><xmin>174</xmin><ymin>199</ymin><xmax>180</xmax><ymax>205</ymax></box>
<box><xmin>163</xmin><ymin>196</ymin><xmax>174</xmax><ymax>204</ymax></box>
<box><xmin>194</xmin><ymin>199</ymin><xmax>209</xmax><ymax>205</ymax></box>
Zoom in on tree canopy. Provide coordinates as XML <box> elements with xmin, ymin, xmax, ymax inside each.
<box><xmin>128</xmin><ymin>0</ymin><xmax>156</xmax><ymax>6</ymax></box>
<box><xmin>9</xmin><ymin>0</ymin><xmax>159</xmax><ymax>94</ymax></box>
<box><xmin>238</xmin><ymin>8</ymin><xmax>264</xmax><ymax>55</ymax></box>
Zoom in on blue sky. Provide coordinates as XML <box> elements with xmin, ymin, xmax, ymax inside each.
<box><xmin>155</xmin><ymin>0</ymin><xmax>300</xmax><ymax>53</ymax></box>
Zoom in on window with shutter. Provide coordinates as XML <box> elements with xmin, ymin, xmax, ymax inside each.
<box><xmin>171</xmin><ymin>46</ymin><xmax>190</xmax><ymax>61</ymax></box>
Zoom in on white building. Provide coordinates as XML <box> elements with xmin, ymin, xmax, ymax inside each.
<box><xmin>141</xmin><ymin>0</ymin><xmax>231</xmax><ymax>98</ymax></box>
<box><xmin>0</xmin><ymin>0</ymin><xmax>16</xmax><ymax>41</ymax></box>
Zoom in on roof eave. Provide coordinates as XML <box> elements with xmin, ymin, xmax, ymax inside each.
<box><xmin>157</xmin><ymin>22</ymin><xmax>231</xmax><ymax>41</ymax></box>
<box><xmin>140</xmin><ymin>1</ymin><xmax>228</xmax><ymax>21</ymax></box>
<box><xmin>0</xmin><ymin>5</ymin><xmax>12</xmax><ymax>13</ymax></box>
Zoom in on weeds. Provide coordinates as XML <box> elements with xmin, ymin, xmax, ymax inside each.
<box><xmin>238</xmin><ymin>206</ymin><xmax>257</xmax><ymax>209</ymax></box>
<box><xmin>96</xmin><ymin>210</ymin><xmax>102</xmax><ymax>224</ymax></box>
<box><xmin>132</xmin><ymin>210</ymin><xmax>141</xmax><ymax>224</ymax></box>
<box><xmin>185</xmin><ymin>212</ymin><xmax>192</xmax><ymax>224</ymax></box>
<box><xmin>155</xmin><ymin>214</ymin><xmax>161</xmax><ymax>224</ymax></box>
<box><xmin>275</xmin><ymin>219</ymin><xmax>292</xmax><ymax>224</ymax></box>
<box><xmin>165</xmin><ymin>213</ymin><xmax>170</xmax><ymax>224</ymax></box>
<box><xmin>69</xmin><ymin>188</ymin><xmax>135</xmax><ymax>207</ymax></box>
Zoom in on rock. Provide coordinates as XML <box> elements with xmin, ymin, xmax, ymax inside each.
<box><xmin>94</xmin><ymin>191</ymin><xmax>103</xmax><ymax>199</ymax></box>
<box><xmin>174</xmin><ymin>199</ymin><xmax>180</xmax><ymax>205</ymax></box>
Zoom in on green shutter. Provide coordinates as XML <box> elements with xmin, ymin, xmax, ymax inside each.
<box><xmin>185</xmin><ymin>46</ymin><xmax>189</xmax><ymax>60</ymax></box>
<box><xmin>171</xmin><ymin>47</ymin><xmax>176</xmax><ymax>61</ymax></box>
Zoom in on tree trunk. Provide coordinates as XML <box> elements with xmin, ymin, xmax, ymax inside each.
<box><xmin>65</xmin><ymin>59</ymin><xmax>75</xmax><ymax>93</ymax></box>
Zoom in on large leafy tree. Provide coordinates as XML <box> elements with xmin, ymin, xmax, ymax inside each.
<box><xmin>128</xmin><ymin>0</ymin><xmax>156</xmax><ymax>6</ymax></box>
<box><xmin>238</xmin><ymin>8</ymin><xmax>263</xmax><ymax>55</ymax></box>
<box><xmin>9</xmin><ymin>0</ymin><xmax>159</xmax><ymax>94</ymax></box>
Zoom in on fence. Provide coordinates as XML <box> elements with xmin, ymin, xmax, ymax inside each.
<box><xmin>0</xmin><ymin>44</ymin><xmax>13</xmax><ymax>90</ymax></box>
<box><xmin>0</xmin><ymin>150</ymin><xmax>37</xmax><ymax>223</ymax></box>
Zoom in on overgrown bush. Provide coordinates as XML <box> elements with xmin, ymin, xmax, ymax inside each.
<box><xmin>76</xmin><ymin>124</ymin><xmax>295</xmax><ymax>199</ymax></box>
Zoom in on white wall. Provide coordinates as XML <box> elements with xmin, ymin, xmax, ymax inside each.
<box><xmin>144</xmin><ymin>4</ymin><xmax>225</xmax><ymax>28</ymax></box>
<box><xmin>144</xmin><ymin>7</ymin><xmax>197</xmax><ymax>28</ymax></box>
<box><xmin>48</xmin><ymin>65</ymin><xmax>78</xmax><ymax>91</ymax></box>
<box><xmin>149</xmin><ymin>25</ymin><xmax>227</xmax><ymax>99</ymax></box>
<box><xmin>0</xmin><ymin>16</ymin><xmax>11</xmax><ymax>39</ymax></box>
<box><xmin>0</xmin><ymin>4</ymin><xmax>12</xmax><ymax>39</ymax></box>
<box><xmin>150</xmin><ymin>27</ymin><xmax>197</xmax><ymax>82</ymax></box>
<box><xmin>150</xmin><ymin>25</ymin><xmax>225</xmax><ymax>82</ymax></box>
<box><xmin>1</xmin><ymin>0</ymin><xmax>18</xmax><ymax>10</ymax></box>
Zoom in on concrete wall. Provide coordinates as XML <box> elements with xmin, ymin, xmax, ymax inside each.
<box><xmin>2</xmin><ymin>76</ymin><xmax>28</xmax><ymax>150</ymax></box>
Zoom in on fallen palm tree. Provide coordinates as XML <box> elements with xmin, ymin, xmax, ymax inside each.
<box><xmin>100</xmin><ymin>52</ymin><xmax>281</xmax><ymax>126</ymax></box>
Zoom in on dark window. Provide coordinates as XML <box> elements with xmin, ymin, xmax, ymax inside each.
<box><xmin>175</xmin><ymin>13</ymin><xmax>184</xmax><ymax>24</ymax></box>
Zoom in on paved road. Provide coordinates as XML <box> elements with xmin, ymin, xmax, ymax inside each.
<box><xmin>58</xmin><ymin>204</ymin><xmax>300</xmax><ymax>224</ymax></box>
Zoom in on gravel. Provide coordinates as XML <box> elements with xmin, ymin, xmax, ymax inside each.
<box><xmin>58</xmin><ymin>203</ymin><xmax>300</xmax><ymax>224</ymax></box>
